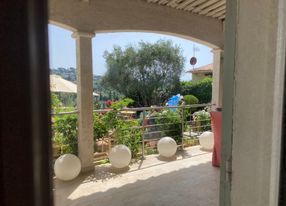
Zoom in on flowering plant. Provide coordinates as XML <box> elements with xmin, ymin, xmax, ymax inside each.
<box><xmin>192</xmin><ymin>108</ymin><xmax>211</xmax><ymax>132</ymax></box>
<box><xmin>105</xmin><ymin>100</ymin><xmax>113</xmax><ymax>107</ymax></box>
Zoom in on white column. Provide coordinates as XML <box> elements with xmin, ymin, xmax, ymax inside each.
<box><xmin>211</xmin><ymin>48</ymin><xmax>223</xmax><ymax>110</ymax></box>
<box><xmin>72</xmin><ymin>31</ymin><xmax>95</xmax><ymax>172</ymax></box>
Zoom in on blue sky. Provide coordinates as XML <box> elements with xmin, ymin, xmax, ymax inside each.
<box><xmin>48</xmin><ymin>25</ymin><xmax>213</xmax><ymax>81</ymax></box>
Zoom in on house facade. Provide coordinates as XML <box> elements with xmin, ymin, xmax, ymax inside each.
<box><xmin>189</xmin><ymin>64</ymin><xmax>213</xmax><ymax>81</ymax></box>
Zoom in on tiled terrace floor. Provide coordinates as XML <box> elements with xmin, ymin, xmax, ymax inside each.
<box><xmin>54</xmin><ymin>146</ymin><xmax>220</xmax><ymax>206</ymax></box>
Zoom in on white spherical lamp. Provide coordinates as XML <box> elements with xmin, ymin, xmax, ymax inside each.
<box><xmin>199</xmin><ymin>131</ymin><xmax>214</xmax><ymax>150</ymax></box>
<box><xmin>54</xmin><ymin>154</ymin><xmax>81</xmax><ymax>181</ymax></box>
<box><xmin>109</xmin><ymin>145</ymin><xmax>131</xmax><ymax>168</ymax></box>
<box><xmin>157</xmin><ymin>137</ymin><xmax>177</xmax><ymax>158</ymax></box>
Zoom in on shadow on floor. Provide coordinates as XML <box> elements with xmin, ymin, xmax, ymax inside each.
<box><xmin>55</xmin><ymin>160</ymin><xmax>219</xmax><ymax>206</ymax></box>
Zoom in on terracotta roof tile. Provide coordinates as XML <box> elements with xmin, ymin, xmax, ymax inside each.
<box><xmin>188</xmin><ymin>64</ymin><xmax>213</xmax><ymax>74</ymax></box>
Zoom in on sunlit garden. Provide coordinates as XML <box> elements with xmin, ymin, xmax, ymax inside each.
<box><xmin>50</xmin><ymin>40</ymin><xmax>213</xmax><ymax>166</ymax></box>
<box><xmin>49</xmin><ymin>32</ymin><xmax>219</xmax><ymax>206</ymax></box>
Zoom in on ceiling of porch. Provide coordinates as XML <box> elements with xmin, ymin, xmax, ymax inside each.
<box><xmin>50</xmin><ymin>0</ymin><xmax>225</xmax><ymax>48</ymax></box>
<box><xmin>145</xmin><ymin>0</ymin><xmax>226</xmax><ymax>20</ymax></box>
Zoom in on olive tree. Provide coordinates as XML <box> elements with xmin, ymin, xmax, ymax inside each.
<box><xmin>102</xmin><ymin>40</ymin><xmax>185</xmax><ymax>106</ymax></box>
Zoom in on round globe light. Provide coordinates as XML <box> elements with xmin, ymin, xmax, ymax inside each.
<box><xmin>109</xmin><ymin>145</ymin><xmax>131</xmax><ymax>168</ymax></box>
<box><xmin>157</xmin><ymin>137</ymin><xmax>177</xmax><ymax>158</ymax></box>
<box><xmin>54</xmin><ymin>154</ymin><xmax>81</xmax><ymax>181</ymax></box>
<box><xmin>199</xmin><ymin>131</ymin><xmax>214</xmax><ymax>150</ymax></box>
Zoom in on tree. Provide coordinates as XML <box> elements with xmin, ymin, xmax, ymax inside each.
<box><xmin>102</xmin><ymin>40</ymin><xmax>185</xmax><ymax>106</ymax></box>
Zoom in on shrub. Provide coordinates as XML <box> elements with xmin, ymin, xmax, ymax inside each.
<box><xmin>51</xmin><ymin>92</ymin><xmax>77</xmax><ymax>113</ymax></box>
<box><xmin>51</xmin><ymin>93</ymin><xmax>63</xmax><ymax>113</ymax></box>
<box><xmin>53</xmin><ymin>114</ymin><xmax>78</xmax><ymax>155</ymax></box>
<box><xmin>102</xmin><ymin>98</ymin><xmax>135</xmax><ymax>130</ymax></box>
<box><xmin>182</xmin><ymin>94</ymin><xmax>199</xmax><ymax>122</ymax></box>
<box><xmin>184</xmin><ymin>94</ymin><xmax>199</xmax><ymax>105</ymax></box>
<box><xmin>192</xmin><ymin>109</ymin><xmax>211</xmax><ymax>132</ymax></box>
<box><xmin>111</xmin><ymin>98</ymin><xmax>134</xmax><ymax>110</ymax></box>
<box><xmin>181</xmin><ymin>77</ymin><xmax>212</xmax><ymax>103</ymax></box>
<box><xmin>93</xmin><ymin>112</ymin><xmax>108</xmax><ymax>140</ymax></box>
<box><xmin>93</xmin><ymin>100</ymin><xmax>101</xmax><ymax>110</ymax></box>
<box><xmin>101</xmin><ymin>98</ymin><xmax>142</xmax><ymax>157</ymax></box>
<box><xmin>115</xmin><ymin>119</ymin><xmax>142</xmax><ymax>158</ymax></box>
<box><xmin>154</xmin><ymin>109</ymin><xmax>182</xmax><ymax>142</ymax></box>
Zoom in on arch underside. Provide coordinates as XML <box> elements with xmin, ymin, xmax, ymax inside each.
<box><xmin>49</xmin><ymin>0</ymin><xmax>224</xmax><ymax>49</ymax></box>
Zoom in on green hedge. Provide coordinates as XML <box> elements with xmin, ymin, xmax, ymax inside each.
<box><xmin>180</xmin><ymin>77</ymin><xmax>212</xmax><ymax>103</ymax></box>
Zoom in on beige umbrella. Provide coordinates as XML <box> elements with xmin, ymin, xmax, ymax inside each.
<box><xmin>50</xmin><ymin>75</ymin><xmax>99</xmax><ymax>96</ymax></box>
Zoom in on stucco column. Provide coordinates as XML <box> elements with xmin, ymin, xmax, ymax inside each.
<box><xmin>221</xmin><ymin>0</ymin><xmax>286</xmax><ymax>205</ymax></box>
<box><xmin>211</xmin><ymin>48</ymin><xmax>223</xmax><ymax>110</ymax></box>
<box><xmin>72</xmin><ymin>31</ymin><xmax>95</xmax><ymax>172</ymax></box>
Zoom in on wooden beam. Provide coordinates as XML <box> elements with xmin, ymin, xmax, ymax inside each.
<box><xmin>184</xmin><ymin>0</ymin><xmax>208</xmax><ymax>11</ymax></box>
<box><xmin>192</xmin><ymin>0</ymin><xmax>219</xmax><ymax>13</ymax></box>
<box><xmin>176</xmin><ymin>0</ymin><xmax>196</xmax><ymax>9</ymax></box>
<box><xmin>199</xmin><ymin>0</ymin><xmax>225</xmax><ymax>15</ymax></box>
<box><xmin>206</xmin><ymin>5</ymin><xmax>226</xmax><ymax>16</ymax></box>
<box><xmin>212</xmin><ymin>10</ymin><xmax>225</xmax><ymax>18</ymax></box>
<box><xmin>218</xmin><ymin>14</ymin><xmax>226</xmax><ymax>20</ymax></box>
<box><xmin>167</xmin><ymin>0</ymin><xmax>181</xmax><ymax>7</ymax></box>
<box><xmin>158</xmin><ymin>0</ymin><xmax>169</xmax><ymax>5</ymax></box>
<box><xmin>147</xmin><ymin>0</ymin><xmax>158</xmax><ymax>3</ymax></box>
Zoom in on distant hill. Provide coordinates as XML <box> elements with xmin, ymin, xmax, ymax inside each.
<box><xmin>50</xmin><ymin>67</ymin><xmax>123</xmax><ymax>101</ymax></box>
<box><xmin>51</xmin><ymin>67</ymin><xmax>77</xmax><ymax>82</ymax></box>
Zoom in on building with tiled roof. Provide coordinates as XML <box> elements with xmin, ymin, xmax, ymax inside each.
<box><xmin>188</xmin><ymin>64</ymin><xmax>213</xmax><ymax>81</ymax></box>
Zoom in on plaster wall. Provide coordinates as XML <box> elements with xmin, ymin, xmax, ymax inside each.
<box><xmin>212</xmin><ymin>48</ymin><xmax>223</xmax><ymax>109</ymax></box>
<box><xmin>229</xmin><ymin>0</ymin><xmax>286</xmax><ymax>205</ymax></box>
<box><xmin>192</xmin><ymin>73</ymin><xmax>209</xmax><ymax>81</ymax></box>
<box><xmin>49</xmin><ymin>0</ymin><xmax>223</xmax><ymax>48</ymax></box>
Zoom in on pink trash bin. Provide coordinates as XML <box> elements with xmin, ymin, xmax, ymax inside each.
<box><xmin>211</xmin><ymin>111</ymin><xmax>222</xmax><ymax>167</ymax></box>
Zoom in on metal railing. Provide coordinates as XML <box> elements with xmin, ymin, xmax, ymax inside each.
<box><xmin>51</xmin><ymin>104</ymin><xmax>212</xmax><ymax>160</ymax></box>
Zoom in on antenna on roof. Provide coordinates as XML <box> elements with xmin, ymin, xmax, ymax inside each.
<box><xmin>190</xmin><ymin>44</ymin><xmax>199</xmax><ymax>70</ymax></box>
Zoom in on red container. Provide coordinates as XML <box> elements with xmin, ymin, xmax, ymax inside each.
<box><xmin>211</xmin><ymin>111</ymin><xmax>222</xmax><ymax>167</ymax></box>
